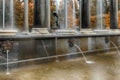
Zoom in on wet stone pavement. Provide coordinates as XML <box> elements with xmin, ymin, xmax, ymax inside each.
<box><xmin>0</xmin><ymin>52</ymin><xmax>120</xmax><ymax>80</ymax></box>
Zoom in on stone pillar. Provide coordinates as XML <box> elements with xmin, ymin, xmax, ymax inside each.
<box><xmin>110</xmin><ymin>0</ymin><xmax>118</xmax><ymax>29</ymax></box>
<box><xmin>40</xmin><ymin>0</ymin><xmax>46</xmax><ymax>28</ymax></box>
<box><xmin>45</xmin><ymin>0</ymin><xmax>50</xmax><ymax>30</ymax></box>
<box><xmin>34</xmin><ymin>0</ymin><xmax>41</xmax><ymax>27</ymax></box>
<box><xmin>10</xmin><ymin>0</ymin><xmax>14</xmax><ymax>28</ymax></box>
<box><xmin>3</xmin><ymin>0</ymin><xmax>5</xmax><ymax>29</ymax></box>
<box><xmin>64</xmin><ymin>0</ymin><xmax>68</xmax><ymax>29</ymax></box>
<box><xmin>34</xmin><ymin>0</ymin><xmax>45</xmax><ymax>28</ymax></box>
<box><xmin>96</xmin><ymin>0</ymin><xmax>104</xmax><ymax>29</ymax></box>
<box><xmin>24</xmin><ymin>0</ymin><xmax>29</xmax><ymax>32</ymax></box>
<box><xmin>79</xmin><ymin>0</ymin><xmax>82</xmax><ymax>30</ymax></box>
<box><xmin>81</xmin><ymin>0</ymin><xmax>91</xmax><ymax>28</ymax></box>
<box><xmin>34</xmin><ymin>0</ymin><xmax>50</xmax><ymax>29</ymax></box>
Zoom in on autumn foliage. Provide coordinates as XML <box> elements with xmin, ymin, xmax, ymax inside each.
<box><xmin>15</xmin><ymin>0</ymin><xmax>34</xmax><ymax>30</ymax></box>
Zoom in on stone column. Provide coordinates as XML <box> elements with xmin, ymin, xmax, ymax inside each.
<box><xmin>110</xmin><ymin>0</ymin><xmax>118</xmax><ymax>29</ymax></box>
<box><xmin>45</xmin><ymin>0</ymin><xmax>50</xmax><ymax>30</ymax></box>
<box><xmin>64</xmin><ymin>0</ymin><xmax>68</xmax><ymax>29</ymax></box>
<box><xmin>34</xmin><ymin>0</ymin><xmax>45</xmax><ymax>28</ymax></box>
<box><xmin>24</xmin><ymin>0</ymin><xmax>29</xmax><ymax>32</ymax></box>
<box><xmin>34</xmin><ymin>0</ymin><xmax>41</xmax><ymax>27</ymax></box>
<box><xmin>10</xmin><ymin>0</ymin><xmax>14</xmax><ymax>28</ymax></box>
<box><xmin>40</xmin><ymin>0</ymin><xmax>45</xmax><ymax>28</ymax></box>
<box><xmin>3</xmin><ymin>0</ymin><xmax>5</xmax><ymax>29</ymax></box>
<box><xmin>96</xmin><ymin>0</ymin><xmax>104</xmax><ymax>29</ymax></box>
<box><xmin>81</xmin><ymin>0</ymin><xmax>91</xmax><ymax>28</ymax></box>
<box><xmin>79</xmin><ymin>0</ymin><xmax>82</xmax><ymax>30</ymax></box>
<box><xmin>34</xmin><ymin>0</ymin><xmax>50</xmax><ymax>28</ymax></box>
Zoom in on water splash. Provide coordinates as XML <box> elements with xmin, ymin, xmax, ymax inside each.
<box><xmin>74</xmin><ymin>44</ymin><xmax>94</xmax><ymax>64</ymax></box>
<box><xmin>6</xmin><ymin>50</ymin><xmax>10</xmax><ymax>75</ymax></box>
<box><xmin>109</xmin><ymin>40</ymin><xmax>120</xmax><ymax>55</ymax></box>
<box><xmin>41</xmin><ymin>40</ymin><xmax>49</xmax><ymax>59</ymax></box>
<box><xmin>55</xmin><ymin>37</ymin><xmax>59</xmax><ymax>62</ymax></box>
